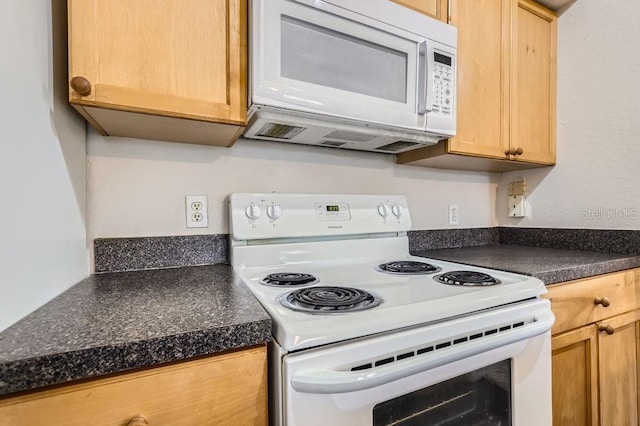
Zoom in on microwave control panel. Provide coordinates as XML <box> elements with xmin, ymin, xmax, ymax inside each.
<box><xmin>432</xmin><ymin>52</ymin><xmax>454</xmax><ymax>117</ymax></box>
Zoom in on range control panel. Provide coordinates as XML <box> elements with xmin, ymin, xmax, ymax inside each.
<box><xmin>230</xmin><ymin>193</ymin><xmax>412</xmax><ymax>241</ymax></box>
<box><xmin>315</xmin><ymin>202</ymin><xmax>351</xmax><ymax>221</ymax></box>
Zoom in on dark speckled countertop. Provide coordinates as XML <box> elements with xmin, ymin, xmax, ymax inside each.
<box><xmin>0</xmin><ymin>264</ymin><xmax>271</xmax><ymax>397</ymax></box>
<box><xmin>4</xmin><ymin>237</ymin><xmax>639</xmax><ymax>398</ymax></box>
<box><xmin>413</xmin><ymin>245</ymin><xmax>640</xmax><ymax>285</ymax></box>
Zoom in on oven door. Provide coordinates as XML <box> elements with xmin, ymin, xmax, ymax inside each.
<box><xmin>280</xmin><ymin>299</ymin><xmax>554</xmax><ymax>426</ymax></box>
<box><xmin>251</xmin><ymin>0</ymin><xmax>433</xmax><ymax>131</ymax></box>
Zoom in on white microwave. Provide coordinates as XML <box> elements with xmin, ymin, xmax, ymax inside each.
<box><xmin>244</xmin><ymin>0</ymin><xmax>457</xmax><ymax>154</ymax></box>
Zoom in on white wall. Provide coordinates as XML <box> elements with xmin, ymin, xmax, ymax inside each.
<box><xmin>87</xmin><ymin>131</ymin><xmax>496</xmax><ymax>247</ymax></box>
<box><xmin>498</xmin><ymin>0</ymin><xmax>640</xmax><ymax>229</ymax></box>
<box><xmin>0</xmin><ymin>1</ymin><xmax>88</xmax><ymax>331</ymax></box>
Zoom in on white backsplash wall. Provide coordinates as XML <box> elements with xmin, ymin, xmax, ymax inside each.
<box><xmin>498</xmin><ymin>0</ymin><xmax>640</xmax><ymax>229</ymax></box>
<box><xmin>87</xmin><ymin>130</ymin><xmax>497</xmax><ymax>252</ymax></box>
<box><xmin>0</xmin><ymin>1</ymin><xmax>88</xmax><ymax>331</ymax></box>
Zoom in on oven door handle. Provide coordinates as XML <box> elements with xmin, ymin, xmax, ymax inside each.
<box><xmin>290</xmin><ymin>309</ymin><xmax>554</xmax><ymax>394</ymax></box>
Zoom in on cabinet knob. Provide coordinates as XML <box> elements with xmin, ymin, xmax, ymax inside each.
<box><xmin>594</xmin><ymin>297</ymin><xmax>611</xmax><ymax>307</ymax></box>
<box><xmin>127</xmin><ymin>415</ymin><xmax>148</xmax><ymax>426</ymax></box>
<box><xmin>598</xmin><ymin>324</ymin><xmax>615</xmax><ymax>335</ymax></box>
<box><xmin>70</xmin><ymin>76</ymin><xmax>92</xmax><ymax>96</ymax></box>
<box><xmin>505</xmin><ymin>147</ymin><xmax>524</xmax><ymax>157</ymax></box>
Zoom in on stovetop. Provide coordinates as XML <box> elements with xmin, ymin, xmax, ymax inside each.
<box><xmin>229</xmin><ymin>193</ymin><xmax>546</xmax><ymax>352</ymax></box>
<box><xmin>233</xmin><ymin>240</ymin><xmax>544</xmax><ymax>351</ymax></box>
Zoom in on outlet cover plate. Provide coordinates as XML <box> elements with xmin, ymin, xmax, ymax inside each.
<box><xmin>186</xmin><ymin>195</ymin><xmax>208</xmax><ymax>228</ymax></box>
<box><xmin>448</xmin><ymin>204</ymin><xmax>459</xmax><ymax>225</ymax></box>
<box><xmin>509</xmin><ymin>195</ymin><xmax>526</xmax><ymax>218</ymax></box>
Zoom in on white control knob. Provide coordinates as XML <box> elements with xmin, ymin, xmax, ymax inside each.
<box><xmin>266</xmin><ymin>203</ymin><xmax>282</xmax><ymax>220</ymax></box>
<box><xmin>245</xmin><ymin>203</ymin><xmax>262</xmax><ymax>220</ymax></box>
<box><xmin>377</xmin><ymin>203</ymin><xmax>389</xmax><ymax>218</ymax></box>
<box><xmin>391</xmin><ymin>204</ymin><xmax>403</xmax><ymax>218</ymax></box>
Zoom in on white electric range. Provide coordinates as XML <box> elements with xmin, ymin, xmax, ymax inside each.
<box><xmin>230</xmin><ymin>193</ymin><xmax>554</xmax><ymax>426</ymax></box>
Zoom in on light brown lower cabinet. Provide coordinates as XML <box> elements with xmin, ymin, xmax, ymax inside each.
<box><xmin>0</xmin><ymin>345</ymin><xmax>267</xmax><ymax>426</ymax></box>
<box><xmin>547</xmin><ymin>269</ymin><xmax>640</xmax><ymax>426</ymax></box>
<box><xmin>552</xmin><ymin>325</ymin><xmax>599</xmax><ymax>425</ymax></box>
<box><xmin>597</xmin><ymin>310</ymin><xmax>640</xmax><ymax>426</ymax></box>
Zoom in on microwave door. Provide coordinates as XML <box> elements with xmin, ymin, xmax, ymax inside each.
<box><xmin>252</xmin><ymin>0</ymin><xmax>427</xmax><ymax>131</ymax></box>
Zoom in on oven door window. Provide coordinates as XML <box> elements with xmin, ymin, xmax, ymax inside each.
<box><xmin>373</xmin><ymin>360</ymin><xmax>512</xmax><ymax>426</ymax></box>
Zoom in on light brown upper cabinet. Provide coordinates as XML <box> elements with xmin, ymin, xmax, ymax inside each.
<box><xmin>390</xmin><ymin>0</ymin><xmax>448</xmax><ymax>22</ymax></box>
<box><xmin>67</xmin><ymin>0</ymin><xmax>247</xmax><ymax>146</ymax></box>
<box><xmin>511</xmin><ymin>0</ymin><xmax>557</xmax><ymax>165</ymax></box>
<box><xmin>396</xmin><ymin>0</ymin><xmax>557</xmax><ymax>172</ymax></box>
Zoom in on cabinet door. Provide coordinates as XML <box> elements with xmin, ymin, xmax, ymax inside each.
<box><xmin>0</xmin><ymin>346</ymin><xmax>268</xmax><ymax>425</ymax></box>
<box><xmin>68</xmin><ymin>0</ymin><xmax>247</xmax><ymax>125</ymax></box>
<box><xmin>597</xmin><ymin>310</ymin><xmax>640</xmax><ymax>426</ymax></box>
<box><xmin>446</xmin><ymin>0</ymin><xmax>511</xmax><ymax>159</ymax></box>
<box><xmin>546</xmin><ymin>269</ymin><xmax>637</xmax><ymax>335</ymax></box>
<box><xmin>391</xmin><ymin>0</ymin><xmax>447</xmax><ymax>22</ymax></box>
<box><xmin>510</xmin><ymin>0</ymin><xmax>556</xmax><ymax>164</ymax></box>
<box><xmin>552</xmin><ymin>325</ymin><xmax>599</xmax><ymax>426</ymax></box>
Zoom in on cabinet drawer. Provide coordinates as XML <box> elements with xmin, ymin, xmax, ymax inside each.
<box><xmin>546</xmin><ymin>270</ymin><xmax>636</xmax><ymax>334</ymax></box>
<box><xmin>0</xmin><ymin>345</ymin><xmax>267</xmax><ymax>426</ymax></box>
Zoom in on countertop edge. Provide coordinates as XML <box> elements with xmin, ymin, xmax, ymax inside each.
<box><xmin>0</xmin><ymin>318</ymin><xmax>272</xmax><ymax>397</ymax></box>
<box><xmin>533</xmin><ymin>258</ymin><xmax>640</xmax><ymax>285</ymax></box>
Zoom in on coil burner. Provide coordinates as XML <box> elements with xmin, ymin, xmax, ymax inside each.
<box><xmin>435</xmin><ymin>271</ymin><xmax>501</xmax><ymax>287</ymax></box>
<box><xmin>377</xmin><ymin>261</ymin><xmax>442</xmax><ymax>275</ymax></box>
<box><xmin>280</xmin><ymin>286</ymin><xmax>382</xmax><ymax>314</ymax></box>
<box><xmin>259</xmin><ymin>272</ymin><xmax>319</xmax><ymax>287</ymax></box>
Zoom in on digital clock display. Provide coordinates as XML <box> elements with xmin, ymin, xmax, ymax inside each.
<box><xmin>326</xmin><ymin>205</ymin><xmax>340</xmax><ymax>212</ymax></box>
<box><xmin>434</xmin><ymin>52</ymin><xmax>452</xmax><ymax>66</ymax></box>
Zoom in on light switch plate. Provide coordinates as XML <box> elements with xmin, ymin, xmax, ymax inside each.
<box><xmin>508</xmin><ymin>180</ymin><xmax>527</xmax><ymax>196</ymax></box>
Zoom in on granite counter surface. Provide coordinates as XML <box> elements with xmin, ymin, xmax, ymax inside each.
<box><xmin>0</xmin><ymin>264</ymin><xmax>271</xmax><ymax>397</ymax></box>
<box><xmin>413</xmin><ymin>245</ymin><xmax>640</xmax><ymax>285</ymax></box>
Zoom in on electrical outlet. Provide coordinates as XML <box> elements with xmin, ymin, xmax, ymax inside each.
<box><xmin>448</xmin><ymin>204</ymin><xmax>459</xmax><ymax>226</ymax></box>
<box><xmin>186</xmin><ymin>195</ymin><xmax>208</xmax><ymax>228</ymax></box>
<box><xmin>509</xmin><ymin>195</ymin><xmax>526</xmax><ymax>218</ymax></box>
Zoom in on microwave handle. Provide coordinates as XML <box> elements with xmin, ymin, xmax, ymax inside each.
<box><xmin>417</xmin><ymin>41</ymin><xmax>436</xmax><ymax>115</ymax></box>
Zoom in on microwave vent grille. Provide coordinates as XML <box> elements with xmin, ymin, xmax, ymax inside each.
<box><xmin>376</xmin><ymin>141</ymin><xmax>420</xmax><ymax>152</ymax></box>
<box><xmin>257</xmin><ymin>123</ymin><xmax>305</xmax><ymax>140</ymax></box>
<box><xmin>324</xmin><ymin>130</ymin><xmax>374</xmax><ymax>142</ymax></box>
<box><xmin>320</xmin><ymin>140</ymin><xmax>347</xmax><ymax>147</ymax></box>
